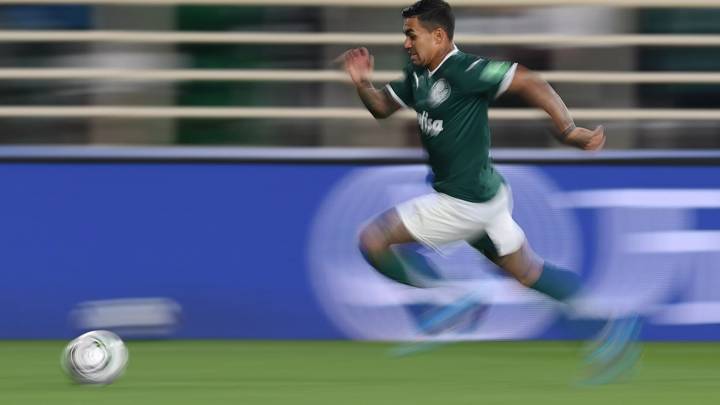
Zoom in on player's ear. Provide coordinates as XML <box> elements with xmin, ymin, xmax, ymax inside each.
<box><xmin>433</xmin><ymin>28</ymin><xmax>445</xmax><ymax>45</ymax></box>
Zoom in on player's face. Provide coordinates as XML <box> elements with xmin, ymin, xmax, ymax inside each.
<box><xmin>403</xmin><ymin>17</ymin><xmax>439</xmax><ymax>67</ymax></box>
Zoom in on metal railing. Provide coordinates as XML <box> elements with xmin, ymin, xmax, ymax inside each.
<box><xmin>1</xmin><ymin>31</ymin><xmax>719</xmax><ymax>47</ymax></box>
<box><xmin>0</xmin><ymin>0</ymin><xmax>716</xmax><ymax>122</ymax></box>
<box><xmin>1</xmin><ymin>68</ymin><xmax>718</xmax><ymax>84</ymax></box>
<box><xmin>0</xmin><ymin>107</ymin><xmax>716</xmax><ymax>121</ymax></box>
<box><xmin>1</xmin><ymin>0</ymin><xmax>719</xmax><ymax>7</ymax></box>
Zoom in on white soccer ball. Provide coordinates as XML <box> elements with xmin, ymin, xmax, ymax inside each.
<box><xmin>61</xmin><ymin>330</ymin><xmax>128</xmax><ymax>385</ymax></box>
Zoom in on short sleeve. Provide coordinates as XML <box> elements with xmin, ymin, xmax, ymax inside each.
<box><xmin>385</xmin><ymin>64</ymin><xmax>415</xmax><ymax>109</ymax></box>
<box><xmin>465</xmin><ymin>59</ymin><xmax>518</xmax><ymax>99</ymax></box>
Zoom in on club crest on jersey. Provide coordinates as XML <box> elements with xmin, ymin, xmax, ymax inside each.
<box><xmin>428</xmin><ymin>78</ymin><xmax>451</xmax><ymax>107</ymax></box>
<box><xmin>418</xmin><ymin>111</ymin><xmax>444</xmax><ymax>137</ymax></box>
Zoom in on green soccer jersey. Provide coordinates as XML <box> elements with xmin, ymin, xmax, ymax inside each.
<box><xmin>386</xmin><ymin>48</ymin><xmax>516</xmax><ymax>202</ymax></box>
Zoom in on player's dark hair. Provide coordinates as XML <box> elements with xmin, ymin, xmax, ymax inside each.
<box><xmin>401</xmin><ymin>0</ymin><xmax>455</xmax><ymax>40</ymax></box>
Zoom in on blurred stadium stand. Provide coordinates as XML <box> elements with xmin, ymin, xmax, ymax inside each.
<box><xmin>0</xmin><ymin>0</ymin><xmax>717</xmax><ymax>148</ymax></box>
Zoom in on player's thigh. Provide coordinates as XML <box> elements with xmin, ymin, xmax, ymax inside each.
<box><xmin>359</xmin><ymin>208</ymin><xmax>416</xmax><ymax>253</ymax></box>
<box><xmin>475</xmin><ymin>196</ymin><xmax>526</xmax><ymax>258</ymax></box>
<box><xmin>470</xmin><ymin>235</ymin><xmax>542</xmax><ymax>286</ymax></box>
<box><xmin>496</xmin><ymin>242</ymin><xmax>543</xmax><ymax>286</ymax></box>
<box><xmin>469</xmin><ymin>208</ymin><xmax>542</xmax><ymax>286</ymax></box>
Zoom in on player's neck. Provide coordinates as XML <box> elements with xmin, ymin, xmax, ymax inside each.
<box><xmin>427</xmin><ymin>43</ymin><xmax>457</xmax><ymax>72</ymax></box>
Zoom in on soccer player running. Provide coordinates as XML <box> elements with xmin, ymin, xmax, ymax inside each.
<box><xmin>340</xmin><ymin>0</ymin><xmax>638</xmax><ymax>383</ymax></box>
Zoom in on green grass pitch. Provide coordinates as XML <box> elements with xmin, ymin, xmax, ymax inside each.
<box><xmin>2</xmin><ymin>340</ymin><xmax>718</xmax><ymax>404</ymax></box>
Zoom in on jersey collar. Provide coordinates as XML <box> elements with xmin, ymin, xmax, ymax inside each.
<box><xmin>428</xmin><ymin>44</ymin><xmax>459</xmax><ymax>77</ymax></box>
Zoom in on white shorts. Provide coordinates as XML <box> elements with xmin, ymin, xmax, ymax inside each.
<box><xmin>396</xmin><ymin>184</ymin><xmax>526</xmax><ymax>257</ymax></box>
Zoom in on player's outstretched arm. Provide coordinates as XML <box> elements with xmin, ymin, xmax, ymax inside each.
<box><xmin>506</xmin><ymin>65</ymin><xmax>605</xmax><ymax>151</ymax></box>
<box><xmin>340</xmin><ymin>47</ymin><xmax>402</xmax><ymax>119</ymax></box>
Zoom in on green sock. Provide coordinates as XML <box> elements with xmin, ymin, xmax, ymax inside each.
<box><xmin>529</xmin><ymin>262</ymin><xmax>582</xmax><ymax>302</ymax></box>
<box><xmin>360</xmin><ymin>245</ymin><xmax>440</xmax><ymax>288</ymax></box>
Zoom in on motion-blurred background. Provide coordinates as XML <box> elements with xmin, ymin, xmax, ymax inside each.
<box><xmin>0</xmin><ymin>0</ymin><xmax>718</xmax><ymax>148</ymax></box>
<box><xmin>1</xmin><ymin>2</ymin><xmax>720</xmax><ymax>403</ymax></box>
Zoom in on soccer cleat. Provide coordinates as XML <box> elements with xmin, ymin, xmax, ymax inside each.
<box><xmin>390</xmin><ymin>291</ymin><xmax>487</xmax><ymax>357</ymax></box>
<box><xmin>579</xmin><ymin>315</ymin><xmax>643</xmax><ymax>385</ymax></box>
<box><xmin>418</xmin><ymin>292</ymin><xmax>487</xmax><ymax>335</ymax></box>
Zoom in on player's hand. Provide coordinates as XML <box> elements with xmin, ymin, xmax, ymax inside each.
<box><xmin>339</xmin><ymin>47</ymin><xmax>374</xmax><ymax>87</ymax></box>
<box><xmin>565</xmin><ymin>125</ymin><xmax>606</xmax><ymax>151</ymax></box>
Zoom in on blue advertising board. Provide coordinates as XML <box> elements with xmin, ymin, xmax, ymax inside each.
<box><xmin>0</xmin><ymin>147</ymin><xmax>718</xmax><ymax>341</ymax></box>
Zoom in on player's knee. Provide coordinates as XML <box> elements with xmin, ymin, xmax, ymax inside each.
<box><xmin>515</xmin><ymin>270</ymin><xmax>536</xmax><ymax>287</ymax></box>
<box><xmin>494</xmin><ymin>242</ymin><xmax>543</xmax><ymax>287</ymax></box>
<box><xmin>496</xmin><ymin>256</ymin><xmax>542</xmax><ymax>287</ymax></box>
<box><xmin>513</xmin><ymin>262</ymin><xmax>543</xmax><ymax>287</ymax></box>
<box><xmin>358</xmin><ymin>225</ymin><xmax>390</xmax><ymax>264</ymax></box>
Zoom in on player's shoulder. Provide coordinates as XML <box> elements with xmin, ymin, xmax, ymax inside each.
<box><xmin>445</xmin><ymin>51</ymin><xmax>488</xmax><ymax>76</ymax></box>
<box><xmin>454</xmin><ymin>51</ymin><xmax>485</xmax><ymax>67</ymax></box>
<box><xmin>449</xmin><ymin>51</ymin><xmax>487</xmax><ymax>72</ymax></box>
<box><xmin>450</xmin><ymin>51</ymin><xmax>516</xmax><ymax>81</ymax></box>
